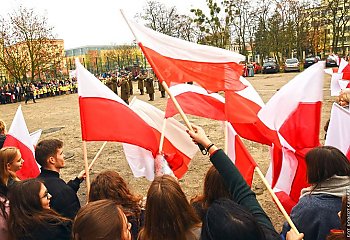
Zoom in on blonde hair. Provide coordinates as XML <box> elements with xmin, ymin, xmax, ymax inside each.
<box><xmin>0</xmin><ymin>147</ymin><xmax>19</xmax><ymax>185</ymax></box>
<box><xmin>337</xmin><ymin>92</ymin><xmax>350</xmax><ymax>106</ymax></box>
<box><xmin>0</xmin><ymin>120</ymin><xmax>6</xmax><ymax>135</ymax></box>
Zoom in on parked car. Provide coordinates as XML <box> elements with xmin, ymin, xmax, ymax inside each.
<box><xmin>326</xmin><ymin>56</ymin><xmax>338</xmax><ymax>68</ymax></box>
<box><xmin>262</xmin><ymin>61</ymin><xmax>280</xmax><ymax>74</ymax></box>
<box><xmin>284</xmin><ymin>58</ymin><xmax>300</xmax><ymax>72</ymax></box>
<box><xmin>303</xmin><ymin>57</ymin><xmax>319</xmax><ymax>69</ymax></box>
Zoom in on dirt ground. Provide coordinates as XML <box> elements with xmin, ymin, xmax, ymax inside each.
<box><xmin>0</xmin><ymin>71</ymin><xmax>333</xmax><ymax>232</ymax></box>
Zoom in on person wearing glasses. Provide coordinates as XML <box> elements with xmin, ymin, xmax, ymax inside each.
<box><xmin>35</xmin><ymin>139</ymin><xmax>85</xmax><ymax>220</ymax></box>
<box><xmin>8</xmin><ymin>179</ymin><xmax>72</xmax><ymax>240</ymax></box>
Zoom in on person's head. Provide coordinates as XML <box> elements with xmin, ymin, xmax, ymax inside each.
<box><xmin>0</xmin><ymin>120</ymin><xmax>6</xmax><ymax>135</ymax></box>
<box><xmin>140</xmin><ymin>175</ymin><xmax>200</xmax><ymax>240</ymax></box>
<box><xmin>305</xmin><ymin>146</ymin><xmax>350</xmax><ymax>184</ymax></box>
<box><xmin>89</xmin><ymin>170</ymin><xmax>141</xmax><ymax>216</ymax></box>
<box><xmin>337</xmin><ymin>92</ymin><xmax>350</xmax><ymax>107</ymax></box>
<box><xmin>198</xmin><ymin>166</ymin><xmax>230</xmax><ymax>207</ymax></box>
<box><xmin>35</xmin><ymin>139</ymin><xmax>64</xmax><ymax>171</ymax></box>
<box><xmin>0</xmin><ymin>147</ymin><xmax>23</xmax><ymax>185</ymax></box>
<box><xmin>73</xmin><ymin>199</ymin><xmax>131</xmax><ymax>240</ymax></box>
<box><xmin>201</xmin><ymin>198</ymin><xmax>265</xmax><ymax>240</ymax></box>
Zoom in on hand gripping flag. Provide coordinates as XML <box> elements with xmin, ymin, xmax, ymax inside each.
<box><xmin>123</xmin><ymin>16</ymin><xmax>246</xmax><ymax>93</ymax></box>
<box><xmin>4</xmin><ymin>105</ymin><xmax>40</xmax><ymax>179</ymax></box>
<box><xmin>76</xmin><ymin>59</ymin><xmax>158</xmax><ymax>156</ymax></box>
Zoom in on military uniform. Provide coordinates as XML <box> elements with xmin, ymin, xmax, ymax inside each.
<box><xmin>128</xmin><ymin>73</ymin><xmax>134</xmax><ymax>95</ymax></box>
<box><xmin>158</xmin><ymin>81</ymin><xmax>166</xmax><ymax>98</ymax></box>
<box><xmin>120</xmin><ymin>77</ymin><xmax>130</xmax><ymax>104</ymax></box>
<box><xmin>145</xmin><ymin>77</ymin><xmax>154</xmax><ymax>101</ymax></box>
<box><xmin>137</xmin><ymin>74</ymin><xmax>145</xmax><ymax>95</ymax></box>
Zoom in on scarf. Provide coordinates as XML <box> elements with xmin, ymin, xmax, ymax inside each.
<box><xmin>300</xmin><ymin>175</ymin><xmax>350</xmax><ymax>199</ymax></box>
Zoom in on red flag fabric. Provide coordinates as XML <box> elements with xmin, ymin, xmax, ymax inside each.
<box><xmin>325</xmin><ymin>103</ymin><xmax>350</xmax><ymax>159</ymax></box>
<box><xmin>330</xmin><ymin>59</ymin><xmax>350</xmax><ymax>96</ymax></box>
<box><xmin>4</xmin><ymin>106</ymin><xmax>40</xmax><ymax>179</ymax></box>
<box><xmin>123</xmin><ymin>17</ymin><xmax>246</xmax><ymax>92</ymax></box>
<box><xmin>126</xmin><ymin>98</ymin><xmax>198</xmax><ymax>179</ymax></box>
<box><xmin>261</xmin><ymin>62</ymin><xmax>325</xmax><ymax>211</ymax></box>
<box><xmin>76</xmin><ymin>59</ymin><xmax>158</xmax><ymax>156</ymax></box>
<box><xmin>226</xmin><ymin>123</ymin><xmax>257</xmax><ymax>186</ymax></box>
<box><xmin>165</xmin><ymin>83</ymin><xmax>226</xmax><ymax>120</ymax></box>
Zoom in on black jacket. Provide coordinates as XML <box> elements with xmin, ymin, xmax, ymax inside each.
<box><xmin>0</xmin><ymin>134</ymin><xmax>6</xmax><ymax>149</ymax></box>
<box><xmin>18</xmin><ymin>219</ymin><xmax>72</xmax><ymax>240</ymax></box>
<box><xmin>37</xmin><ymin>169</ymin><xmax>81</xmax><ymax>219</ymax></box>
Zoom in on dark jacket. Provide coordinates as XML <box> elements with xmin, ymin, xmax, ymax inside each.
<box><xmin>18</xmin><ymin>219</ymin><xmax>72</xmax><ymax>240</ymax></box>
<box><xmin>281</xmin><ymin>194</ymin><xmax>342</xmax><ymax>240</ymax></box>
<box><xmin>0</xmin><ymin>134</ymin><xmax>6</xmax><ymax>149</ymax></box>
<box><xmin>37</xmin><ymin>169</ymin><xmax>81</xmax><ymax>219</ymax></box>
<box><xmin>210</xmin><ymin>149</ymin><xmax>280</xmax><ymax>240</ymax></box>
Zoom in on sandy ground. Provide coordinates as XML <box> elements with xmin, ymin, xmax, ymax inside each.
<box><xmin>0</xmin><ymin>71</ymin><xmax>333</xmax><ymax>232</ymax></box>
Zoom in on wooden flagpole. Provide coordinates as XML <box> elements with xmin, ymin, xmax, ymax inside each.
<box><xmin>254</xmin><ymin>167</ymin><xmax>301</xmax><ymax>235</ymax></box>
<box><xmin>121</xmin><ymin>10</ymin><xmax>300</xmax><ymax>236</ymax></box>
<box><xmin>159</xmin><ymin>118</ymin><xmax>167</xmax><ymax>153</ymax></box>
<box><xmin>88</xmin><ymin>141</ymin><xmax>108</xmax><ymax>170</ymax></box>
<box><xmin>82</xmin><ymin>141</ymin><xmax>90</xmax><ymax>197</ymax></box>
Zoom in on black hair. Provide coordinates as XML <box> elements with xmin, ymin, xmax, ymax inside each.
<box><xmin>201</xmin><ymin>198</ymin><xmax>266</xmax><ymax>240</ymax></box>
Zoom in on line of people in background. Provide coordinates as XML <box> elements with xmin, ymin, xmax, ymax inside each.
<box><xmin>0</xmin><ymin>79</ymin><xmax>78</xmax><ymax>105</ymax></box>
<box><xmin>0</xmin><ymin>118</ymin><xmax>349</xmax><ymax>240</ymax></box>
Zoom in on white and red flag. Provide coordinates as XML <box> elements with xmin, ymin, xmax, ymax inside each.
<box><xmin>124</xmin><ymin>98</ymin><xmax>198</xmax><ymax>179</ymax></box>
<box><xmin>325</xmin><ymin>103</ymin><xmax>350</xmax><ymax>159</ymax></box>
<box><xmin>226</xmin><ymin>123</ymin><xmax>257</xmax><ymax>186</ymax></box>
<box><xmin>261</xmin><ymin>62</ymin><xmax>325</xmax><ymax>212</ymax></box>
<box><xmin>75</xmin><ymin>59</ymin><xmax>158</xmax><ymax>156</ymax></box>
<box><xmin>123</xmin><ymin>16</ymin><xmax>245</xmax><ymax>92</ymax></box>
<box><xmin>330</xmin><ymin>59</ymin><xmax>350</xmax><ymax>96</ymax></box>
<box><xmin>165</xmin><ymin>83</ymin><xmax>226</xmax><ymax>120</ymax></box>
<box><xmin>4</xmin><ymin>105</ymin><xmax>40</xmax><ymax>179</ymax></box>
<box><xmin>164</xmin><ymin>81</ymin><xmax>257</xmax><ymax>184</ymax></box>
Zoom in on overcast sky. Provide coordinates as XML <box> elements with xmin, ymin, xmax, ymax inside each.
<box><xmin>0</xmin><ymin>0</ymin><xmax>208</xmax><ymax>49</ymax></box>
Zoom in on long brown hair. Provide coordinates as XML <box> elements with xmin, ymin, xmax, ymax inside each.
<box><xmin>191</xmin><ymin>165</ymin><xmax>230</xmax><ymax>217</ymax></box>
<box><xmin>306</xmin><ymin>146</ymin><xmax>350</xmax><ymax>184</ymax></box>
<box><xmin>73</xmin><ymin>200</ymin><xmax>126</xmax><ymax>240</ymax></box>
<box><xmin>0</xmin><ymin>147</ymin><xmax>19</xmax><ymax>187</ymax></box>
<box><xmin>139</xmin><ymin>175</ymin><xmax>201</xmax><ymax>240</ymax></box>
<box><xmin>89</xmin><ymin>170</ymin><xmax>142</xmax><ymax>216</ymax></box>
<box><xmin>8</xmin><ymin>179</ymin><xmax>71</xmax><ymax>239</ymax></box>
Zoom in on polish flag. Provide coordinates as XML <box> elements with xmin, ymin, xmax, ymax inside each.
<box><xmin>165</xmin><ymin>83</ymin><xmax>226</xmax><ymax>120</ymax></box>
<box><xmin>330</xmin><ymin>59</ymin><xmax>350</xmax><ymax>96</ymax></box>
<box><xmin>123</xmin><ymin>16</ymin><xmax>246</xmax><ymax>93</ymax></box>
<box><xmin>261</xmin><ymin>62</ymin><xmax>324</xmax><ymax>211</ymax></box>
<box><xmin>325</xmin><ymin>103</ymin><xmax>350</xmax><ymax>159</ymax></box>
<box><xmin>124</xmin><ymin>98</ymin><xmax>198</xmax><ymax>179</ymax></box>
<box><xmin>3</xmin><ymin>105</ymin><xmax>40</xmax><ymax>179</ymax></box>
<box><xmin>76</xmin><ymin>59</ymin><xmax>158</xmax><ymax>156</ymax></box>
<box><xmin>226</xmin><ymin>123</ymin><xmax>257</xmax><ymax>186</ymax></box>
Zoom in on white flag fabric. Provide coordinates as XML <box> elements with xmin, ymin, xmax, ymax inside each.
<box><xmin>325</xmin><ymin>103</ymin><xmax>350</xmax><ymax>158</ymax></box>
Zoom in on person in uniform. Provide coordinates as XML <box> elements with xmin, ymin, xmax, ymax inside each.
<box><xmin>158</xmin><ymin>79</ymin><xmax>166</xmax><ymax>98</ymax></box>
<box><xmin>136</xmin><ymin>71</ymin><xmax>145</xmax><ymax>95</ymax></box>
<box><xmin>128</xmin><ymin>72</ymin><xmax>134</xmax><ymax>95</ymax></box>
<box><xmin>120</xmin><ymin>75</ymin><xmax>130</xmax><ymax>104</ymax></box>
<box><xmin>145</xmin><ymin>73</ymin><xmax>155</xmax><ymax>101</ymax></box>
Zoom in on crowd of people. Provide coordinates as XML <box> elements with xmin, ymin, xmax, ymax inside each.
<box><xmin>0</xmin><ymin>80</ymin><xmax>78</xmax><ymax>105</ymax></box>
<box><xmin>0</xmin><ymin>116</ymin><xmax>349</xmax><ymax>239</ymax></box>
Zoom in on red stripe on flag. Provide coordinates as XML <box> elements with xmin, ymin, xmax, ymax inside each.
<box><xmin>79</xmin><ymin>97</ymin><xmax>158</xmax><ymax>155</ymax></box>
<box><xmin>139</xmin><ymin>43</ymin><xmax>245</xmax><ymax>92</ymax></box>
<box><xmin>279</xmin><ymin>102</ymin><xmax>322</xmax><ymax>150</ymax></box>
<box><xmin>165</xmin><ymin>92</ymin><xmax>225</xmax><ymax>120</ymax></box>
<box><xmin>4</xmin><ymin>135</ymin><xmax>40</xmax><ymax>179</ymax></box>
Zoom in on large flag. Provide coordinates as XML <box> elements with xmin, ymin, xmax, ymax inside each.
<box><xmin>76</xmin><ymin>59</ymin><xmax>158</xmax><ymax>156</ymax></box>
<box><xmin>325</xmin><ymin>103</ymin><xmax>350</xmax><ymax>159</ymax></box>
<box><xmin>330</xmin><ymin>59</ymin><xmax>350</xmax><ymax>96</ymax></box>
<box><xmin>226</xmin><ymin>123</ymin><xmax>257</xmax><ymax>186</ymax></box>
<box><xmin>123</xmin><ymin>16</ymin><xmax>246</xmax><ymax>92</ymax></box>
<box><xmin>261</xmin><ymin>62</ymin><xmax>324</xmax><ymax>211</ymax></box>
<box><xmin>124</xmin><ymin>98</ymin><xmax>198</xmax><ymax>179</ymax></box>
<box><xmin>3</xmin><ymin>106</ymin><xmax>40</xmax><ymax>179</ymax></box>
<box><xmin>164</xmin><ymin>82</ymin><xmax>257</xmax><ymax>184</ymax></box>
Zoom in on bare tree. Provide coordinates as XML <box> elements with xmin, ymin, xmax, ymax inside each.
<box><xmin>0</xmin><ymin>6</ymin><xmax>61</xmax><ymax>82</ymax></box>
